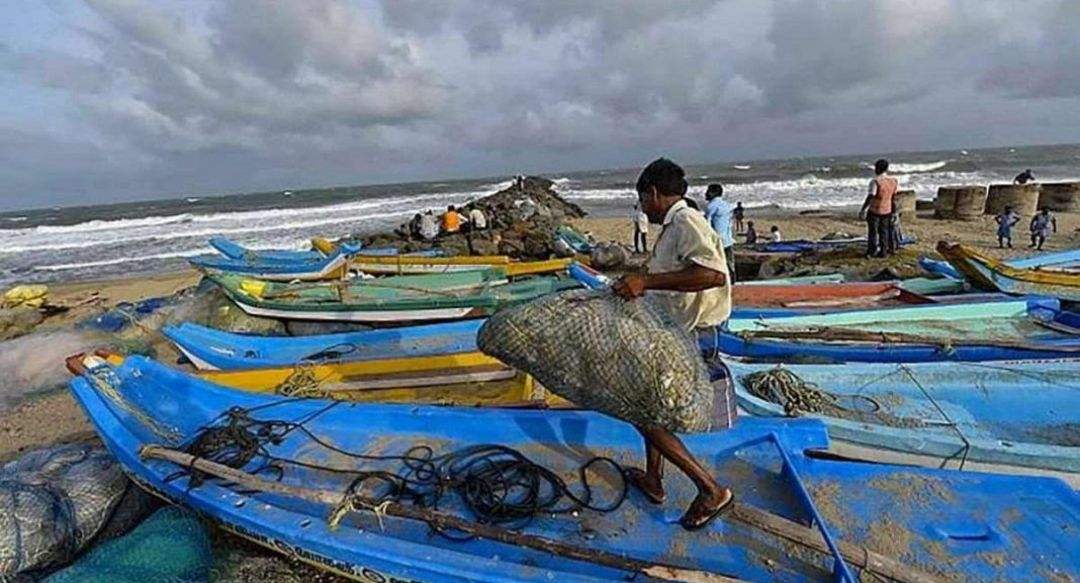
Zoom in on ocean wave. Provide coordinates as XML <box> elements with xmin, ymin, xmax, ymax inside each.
<box><xmin>889</xmin><ymin>160</ymin><xmax>949</xmax><ymax>173</ymax></box>
<box><xmin>559</xmin><ymin>169</ymin><xmax>990</xmax><ymax>209</ymax></box>
<box><xmin>0</xmin><ymin>189</ymin><xmax>491</xmax><ymax>254</ymax></box>
<box><xmin>27</xmin><ymin>213</ymin><xmax>198</xmax><ymax>235</ymax></box>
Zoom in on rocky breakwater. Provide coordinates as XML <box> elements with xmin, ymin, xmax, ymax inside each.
<box><xmin>356</xmin><ymin>176</ymin><xmax>587</xmax><ymax>258</ymax></box>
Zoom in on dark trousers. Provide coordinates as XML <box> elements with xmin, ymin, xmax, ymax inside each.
<box><xmin>634</xmin><ymin>230</ymin><xmax>647</xmax><ymax>253</ymax></box>
<box><xmin>866</xmin><ymin>212</ymin><xmax>895</xmax><ymax>257</ymax></box>
<box><xmin>724</xmin><ymin>246</ymin><xmax>736</xmax><ymax>284</ymax></box>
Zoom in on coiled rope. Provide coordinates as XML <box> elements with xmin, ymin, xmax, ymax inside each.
<box><xmin>176</xmin><ymin>404</ymin><xmax>628</xmax><ymax>536</ymax></box>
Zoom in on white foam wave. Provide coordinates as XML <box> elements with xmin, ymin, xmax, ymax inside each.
<box><xmin>890</xmin><ymin>160</ymin><xmax>949</xmax><ymax>173</ymax></box>
<box><xmin>0</xmin><ymin>190</ymin><xmax>479</xmax><ymax>255</ymax></box>
<box><xmin>560</xmin><ymin>170</ymin><xmax>990</xmax><ymax>210</ymax></box>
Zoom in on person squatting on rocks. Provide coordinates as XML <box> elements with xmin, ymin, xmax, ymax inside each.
<box><xmin>419</xmin><ymin>210</ymin><xmax>438</xmax><ymax>241</ymax></box>
<box><xmin>704</xmin><ymin>183</ymin><xmax>736</xmax><ymax>283</ymax></box>
<box><xmin>611</xmin><ymin>157</ymin><xmax>736</xmax><ymax>530</ymax></box>
<box><xmin>996</xmin><ymin>205</ymin><xmax>1021</xmax><ymax>248</ymax></box>
<box><xmin>1014</xmin><ymin>168</ymin><xmax>1036</xmax><ymax>185</ymax></box>
<box><xmin>1030</xmin><ymin>207</ymin><xmax>1057</xmax><ymax>250</ymax></box>
<box><xmin>860</xmin><ymin>158</ymin><xmax>898</xmax><ymax>258</ymax></box>
<box><xmin>441</xmin><ymin>205</ymin><xmax>466</xmax><ymax>235</ymax></box>
<box><xmin>631</xmin><ymin>203</ymin><xmax>649</xmax><ymax>253</ymax></box>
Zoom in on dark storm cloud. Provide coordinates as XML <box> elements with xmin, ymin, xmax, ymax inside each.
<box><xmin>2</xmin><ymin>0</ymin><xmax>1079</xmax><ymax>209</ymax></box>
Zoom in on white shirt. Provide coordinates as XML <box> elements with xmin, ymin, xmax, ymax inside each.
<box><xmin>646</xmin><ymin>200</ymin><xmax>731</xmax><ymax>330</ymax></box>
<box><xmin>419</xmin><ymin>214</ymin><xmax>438</xmax><ymax>240</ymax></box>
<box><xmin>469</xmin><ymin>208</ymin><xmax>487</xmax><ymax>229</ymax></box>
<box><xmin>771</xmin><ymin>230</ymin><xmax>782</xmax><ymax>242</ymax></box>
<box><xmin>633</xmin><ymin>210</ymin><xmax>649</xmax><ymax>233</ymax></box>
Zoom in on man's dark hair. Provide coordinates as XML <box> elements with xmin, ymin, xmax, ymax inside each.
<box><xmin>874</xmin><ymin>159</ymin><xmax>889</xmax><ymax>175</ymax></box>
<box><xmin>705</xmin><ymin>183</ymin><xmax>724</xmax><ymax>199</ymax></box>
<box><xmin>636</xmin><ymin>158</ymin><xmax>688</xmax><ymax>197</ymax></box>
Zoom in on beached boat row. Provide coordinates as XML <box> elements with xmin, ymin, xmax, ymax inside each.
<box><xmin>60</xmin><ymin>237</ymin><xmax>1080</xmax><ymax>581</ymax></box>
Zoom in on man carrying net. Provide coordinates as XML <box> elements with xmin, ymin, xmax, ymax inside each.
<box><xmin>610</xmin><ymin>158</ymin><xmax>735</xmax><ymax>529</ymax></box>
<box><xmin>480</xmin><ymin>158</ymin><xmax>735</xmax><ymax>531</ymax></box>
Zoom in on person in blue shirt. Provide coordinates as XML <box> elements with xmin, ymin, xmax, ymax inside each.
<box><xmin>995</xmin><ymin>205</ymin><xmax>1020</xmax><ymax>248</ymax></box>
<box><xmin>704</xmin><ymin>183</ymin><xmax>736</xmax><ymax>282</ymax></box>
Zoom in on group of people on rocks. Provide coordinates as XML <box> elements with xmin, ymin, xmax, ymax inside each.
<box><xmin>408</xmin><ymin>205</ymin><xmax>488</xmax><ymax>242</ymax></box>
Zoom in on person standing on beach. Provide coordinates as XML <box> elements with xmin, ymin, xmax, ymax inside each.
<box><xmin>860</xmin><ymin>158</ymin><xmax>898</xmax><ymax>258</ymax></box>
<box><xmin>632</xmin><ymin>203</ymin><xmax>649</xmax><ymax>253</ymax></box>
<box><xmin>995</xmin><ymin>205</ymin><xmax>1020</xmax><ymax>248</ymax></box>
<box><xmin>1029</xmin><ymin>207</ymin><xmax>1057</xmax><ymax>250</ymax></box>
<box><xmin>612</xmin><ymin>158</ymin><xmax>735</xmax><ymax>531</ymax></box>
<box><xmin>704</xmin><ymin>184</ymin><xmax>736</xmax><ymax>283</ymax></box>
<box><xmin>1014</xmin><ymin>169</ymin><xmax>1036</xmax><ymax>185</ymax></box>
<box><xmin>744</xmin><ymin>221</ymin><xmax>758</xmax><ymax>244</ymax></box>
<box><xmin>733</xmin><ymin>202</ymin><xmax>745</xmax><ymax>233</ymax></box>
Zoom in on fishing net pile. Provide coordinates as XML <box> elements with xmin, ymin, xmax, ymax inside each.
<box><xmin>742</xmin><ymin>367</ymin><xmax>925</xmax><ymax>429</ymax></box>
<box><xmin>0</xmin><ymin>443</ymin><xmax>145</xmax><ymax>577</ymax></box>
<box><xmin>478</xmin><ymin>289</ymin><xmax>715</xmax><ymax>433</ymax></box>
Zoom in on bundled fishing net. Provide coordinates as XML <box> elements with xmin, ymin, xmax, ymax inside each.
<box><xmin>478</xmin><ymin>289</ymin><xmax>715</xmax><ymax>433</ymax></box>
<box><xmin>0</xmin><ymin>443</ymin><xmax>136</xmax><ymax>577</ymax></box>
<box><xmin>741</xmin><ymin>367</ymin><xmax>925</xmax><ymax>429</ymax></box>
<box><xmin>43</xmin><ymin>507</ymin><xmax>212</xmax><ymax>583</ymax></box>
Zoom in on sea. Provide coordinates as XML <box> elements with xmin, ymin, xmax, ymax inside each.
<box><xmin>2</xmin><ymin>143</ymin><xmax>1078</xmax><ymax>287</ymax></box>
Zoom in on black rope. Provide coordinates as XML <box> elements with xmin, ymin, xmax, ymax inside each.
<box><xmin>174</xmin><ymin>406</ymin><xmax>628</xmax><ymax>536</ymax></box>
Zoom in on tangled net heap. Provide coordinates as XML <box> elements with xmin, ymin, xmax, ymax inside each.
<box><xmin>742</xmin><ymin>367</ymin><xmax>925</xmax><ymax>429</ymax></box>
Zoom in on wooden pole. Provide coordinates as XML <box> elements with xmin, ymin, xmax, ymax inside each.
<box><xmin>141</xmin><ymin>446</ymin><xmax>947</xmax><ymax>583</ymax></box>
<box><xmin>740</xmin><ymin>326</ymin><xmax>1080</xmax><ymax>353</ymax></box>
<box><xmin>140</xmin><ymin>446</ymin><xmax>743</xmax><ymax>583</ymax></box>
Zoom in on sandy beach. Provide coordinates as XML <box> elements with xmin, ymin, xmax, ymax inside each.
<box><xmin>2</xmin><ymin>205</ymin><xmax>1077</xmax><ymax>580</ymax></box>
<box><xmin>7</xmin><ymin>206</ymin><xmax>1078</xmax><ymax>463</ymax></box>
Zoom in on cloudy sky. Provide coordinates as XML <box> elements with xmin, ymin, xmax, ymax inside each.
<box><xmin>1</xmin><ymin>0</ymin><xmax>1079</xmax><ymax>210</ymax></box>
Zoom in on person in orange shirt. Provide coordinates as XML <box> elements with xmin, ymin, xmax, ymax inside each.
<box><xmin>859</xmin><ymin>158</ymin><xmax>898</xmax><ymax>258</ymax></box>
<box><xmin>441</xmin><ymin>205</ymin><xmax>465</xmax><ymax>234</ymax></box>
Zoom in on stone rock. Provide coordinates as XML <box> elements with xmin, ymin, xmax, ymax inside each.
<box><xmin>590</xmin><ymin>243</ymin><xmax>631</xmax><ymax>270</ymax></box>
<box><xmin>354</xmin><ymin>176</ymin><xmax>586</xmax><ymax>261</ymax></box>
<box><xmin>0</xmin><ymin>308</ymin><xmax>45</xmax><ymax>341</ymax></box>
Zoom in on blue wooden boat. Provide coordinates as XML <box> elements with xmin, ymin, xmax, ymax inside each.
<box><xmin>729</xmin><ymin>360</ymin><xmax>1080</xmax><ymax>481</ymax></box>
<box><xmin>190</xmin><ymin>251</ymin><xmax>352</xmax><ymax>281</ymax></box>
<box><xmin>163</xmin><ymin>320</ymin><xmax>484</xmax><ymax>370</ymax></box>
<box><xmin>921</xmin><ymin>249</ymin><xmax>1080</xmax><ymax>282</ymax></box>
<box><xmin>67</xmin><ymin>354</ymin><xmax>1080</xmax><ymax>582</ymax></box>
<box><xmin>752</xmin><ymin>235</ymin><xmax>916</xmax><ymax>254</ymax></box>
<box><xmin>209</xmin><ymin>237</ymin><xmax>361</xmax><ymax>263</ymax></box>
<box><xmin>939</xmin><ymin>242</ymin><xmax>1080</xmax><ymax>302</ymax></box>
<box><xmin>711</xmin><ymin>298</ymin><xmax>1080</xmax><ymax>362</ymax></box>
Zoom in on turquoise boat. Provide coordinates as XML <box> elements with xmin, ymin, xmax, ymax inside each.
<box><xmin>210</xmin><ymin>270</ymin><xmax>579</xmax><ymax>323</ymax></box>
<box><xmin>712</xmin><ymin>298</ymin><xmax>1080</xmax><ymax>362</ymax></box>
<box><xmin>67</xmin><ymin>354</ymin><xmax>1080</xmax><ymax>582</ymax></box>
<box><xmin>729</xmin><ymin>360</ymin><xmax>1080</xmax><ymax>482</ymax></box>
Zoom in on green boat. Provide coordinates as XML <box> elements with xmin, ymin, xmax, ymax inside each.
<box><xmin>209</xmin><ymin>269</ymin><xmax>580</xmax><ymax>322</ymax></box>
<box><xmin>898</xmin><ymin>276</ymin><xmax>966</xmax><ymax>295</ymax></box>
